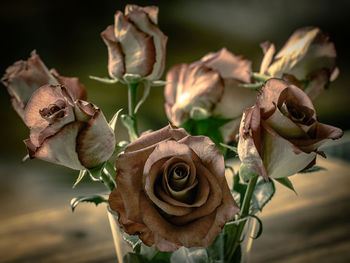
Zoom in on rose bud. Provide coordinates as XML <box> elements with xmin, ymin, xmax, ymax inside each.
<box><xmin>1</xmin><ymin>50</ymin><xmax>87</xmax><ymax>121</ymax></box>
<box><xmin>164</xmin><ymin>48</ymin><xmax>257</xmax><ymax>142</ymax></box>
<box><xmin>101</xmin><ymin>5</ymin><xmax>167</xmax><ymax>81</ymax></box>
<box><xmin>24</xmin><ymin>84</ymin><xmax>115</xmax><ymax>170</ymax></box>
<box><xmin>109</xmin><ymin>125</ymin><xmax>239</xmax><ymax>251</ymax></box>
<box><xmin>259</xmin><ymin>27</ymin><xmax>338</xmax><ymax>99</ymax></box>
<box><xmin>238</xmin><ymin>78</ymin><xmax>343</xmax><ymax>179</ymax></box>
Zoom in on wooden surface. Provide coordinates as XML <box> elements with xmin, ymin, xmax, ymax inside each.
<box><xmin>0</xmin><ymin>156</ymin><xmax>349</xmax><ymax>262</ymax></box>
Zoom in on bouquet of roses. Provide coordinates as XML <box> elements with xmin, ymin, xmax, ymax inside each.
<box><xmin>2</xmin><ymin>4</ymin><xmax>343</xmax><ymax>263</ymax></box>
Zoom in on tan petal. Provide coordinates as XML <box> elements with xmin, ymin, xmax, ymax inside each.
<box><xmin>261</xmin><ymin>121</ymin><xmax>316</xmax><ymax>178</ymax></box>
<box><xmin>125</xmin><ymin>124</ymin><xmax>188</xmax><ymax>153</ymax></box>
<box><xmin>50</xmin><ymin>69</ymin><xmax>87</xmax><ymax>100</ymax></box>
<box><xmin>259</xmin><ymin>41</ymin><xmax>276</xmax><ymax>75</ymax></box>
<box><xmin>114</xmin><ymin>11</ymin><xmax>155</xmax><ymax>77</ymax></box>
<box><xmin>100</xmin><ymin>25</ymin><xmax>125</xmax><ymax>79</ymax></box>
<box><xmin>237</xmin><ymin>106</ymin><xmax>268</xmax><ymax>180</ymax></box>
<box><xmin>126</xmin><ymin>6</ymin><xmax>167</xmax><ymax>80</ymax></box>
<box><xmin>201</xmin><ymin>48</ymin><xmax>252</xmax><ymax>83</ymax></box>
<box><xmin>1</xmin><ymin>51</ymin><xmax>58</xmax><ymax>119</ymax></box>
<box><xmin>25</xmin><ymin>122</ymin><xmax>85</xmax><ymax>170</ymax></box>
<box><xmin>125</xmin><ymin>5</ymin><xmax>159</xmax><ymax>24</ymax></box>
<box><xmin>76</xmin><ymin>108</ymin><xmax>115</xmax><ymax>169</ymax></box>
<box><xmin>304</xmin><ymin>68</ymin><xmax>330</xmax><ymax>100</ymax></box>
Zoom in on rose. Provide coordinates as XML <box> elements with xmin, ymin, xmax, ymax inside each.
<box><xmin>238</xmin><ymin>78</ymin><xmax>343</xmax><ymax>180</ymax></box>
<box><xmin>101</xmin><ymin>5</ymin><xmax>167</xmax><ymax>81</ymax></box>
<box><xmin>24</xmin><ymin>84</ymin><xmax>115</xmax><ymax>170</ymax></box>
<box><xmin>164</xmin><ymin>48</ymin><xmax>257</xmax><ymax>142</ymax></box>
<box><xmin>1</xmin><ymin>50</ymin><xmax>87</xmax><ymax>120</ymax></box>
<box><xmin>259</xmin><ymin>27</ymin><xmax>338</xmax><ymax>100</ymax></box>
<box><xmin>108</xmin><ymin>125</ymin><xmax>238</xmax><ymax>251</ymax></box>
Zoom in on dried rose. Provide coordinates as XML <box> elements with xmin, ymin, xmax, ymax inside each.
<box><xmin>108</xmin><ymin>125</ymin><xmax>238</xmax><ymax>251</ymax></box>
<box><xmin>24</xmin><ymin>84</ymin><xmax>115</xmax><ymax>170</ymax></box>
<box><xmin>164</xmin><ymin>48</ymin><xmax>257</xmax><ymax>142</ymax></box>
<box><xmin>259</xmin><ymin>27</ymin><xmax>338</xmax><ymax>99</ymax></box>
<box><xmin>1</xmin><ymin>51</ymin><xmax>87</xmax><ymax>120</ymax></box>
<box><xmin>101</xmin><ymin>5</ymin><xmax>167</xmax><ymax>81</ymax></box>
<box><xmin>238</xmin><ymin>78</ymin><xmax>343</xmax><ymax>179</ymax></box>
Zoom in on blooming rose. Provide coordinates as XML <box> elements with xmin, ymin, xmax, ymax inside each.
<box><xmin>164</xmin><ymin>48</ymin><xmax>257</xmax><ymax>142</ymax></box>
<box><xmin>24</xmin><ymin>84</ymin><xmax>115</xmax><ymax>170</ymax></box>
<box><xmin>108</xmin><ymin>125</ymin><xmax>238</xmax><ymax>251</ymax></box>
<box><xmin>101</xmin><ymin>5</ymin><xmax>167</xmax><ymax>81</ymax></box>
<box><xmin>259</xmin><ymin>27</ymin><xmax>338</xmax><ymax>100</ymax></box>
<box><xmin>1</xmin><ymin>50</ymin><xmax>87</xmax><ymax>120</ymax></box>
<box><xmin>238</xmin><ymin>78</ymin><xmax>343</xmax><ymax>179</ymax></box>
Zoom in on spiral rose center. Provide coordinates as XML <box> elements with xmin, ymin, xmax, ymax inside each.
<box><xmin>281</xmin><ymin>100</ymin><xmax>315</xmax><ymax>126</ymax></box>
<box><xmin>39</xmin><ymin>99</ymin><xmax>67</xmax><ymax>123</ymax></box>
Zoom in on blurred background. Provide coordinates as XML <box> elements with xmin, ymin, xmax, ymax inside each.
<box><xmin>0</xmin><ymin>0</ymin><xmax>349</xmax><ymax>262</ymax></box>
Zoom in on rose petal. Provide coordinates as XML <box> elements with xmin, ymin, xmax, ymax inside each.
<box><xmin>201</xmin><ymin>48</ymin><xmax>252</xmax><ymax>83</ymax></box>
<box><xmin>25</xmin><ymin>122</ymin><xmax>85</xmax><ymax>170</ymax></box>
<box><xmin>127</xmin><ymin>6</ymin><xmax>167</xmax><ymax>80</ymax></box>
<box><xmin>114</xmin><ymin>11</ymin><xmax>155</xmax><ymax>77</ymax></box>
<box><xmin>125</xmin><ymin>124</ymin><xmax>188</xmax><ymax>153</ymax></box>
<box><xmin>101</xmin><ymin>25</ymin><xmax>125</xmax><ymax>79</ymax></box>
<box><xmin>304</xmin><ymin>68</ymin><xmax>330</xmax><ymax>100</ymax></box>
<box><xmin>125</xmin><ymin>5</ymin><xmax>159</xmax><ymax>24</ymax></box>
<box><xmin>76</xmin><ymin>107</ymin><xmax>115</xmax><ymax>169</ymax></box>
<box><xmin>261</xmin><ymin>122</ymin><xmax>316</xmax><ymax>178</ymax></box>
<box><xmin>50</xmin><ymin>69</ymin><xmax>87</xmax><ymax>100</ymax></box>
<box><xmin>259</xmin><ymin>41</ymin><xmax>276</xmax><ymax>75</ymax></box>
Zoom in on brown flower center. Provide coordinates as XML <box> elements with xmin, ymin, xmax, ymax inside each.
<box><xmin>39</xmin><ymin>99</ymin><xmax>67</xmax><ymax>123</ymax></box>
<box><xmin>281</xmin><ymin>100</ymin><xmax>315</xmax><ymax>126</ymax></box>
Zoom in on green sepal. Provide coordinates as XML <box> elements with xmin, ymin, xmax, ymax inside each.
<box><xmin>121</xmin><ymin>114</ymin><xmax>138</xmax><ymax>142</ymax></box>
<box><xmin>72</xmin><ymin>169</ymin><xmax>88</xmax><ymax>188</ymax></box>
<box><xmin>298</xmin><ymin>165</ymin><xmax>326</xmax><ymax>174</ymax></box>
<box><xmin>87</xmin><ymin>162</ymin><xmax>105</xmax><ymax>181</ymax></box>
<box><xmin>274</xmin><ymin>177</ymin><xmax>296</xmax><ymax>193</ymax></box>
<box><xmin>89</xmin><ymin>75</ymin><xmax>119</xmax><ymax>84</ymax></box>
<box><xmin>70</xmin><ymin>195</ymin><xmax>107</xmax><ymax>212</ymax></box>
<box><xmin>109</xmin><ymin>108</ymin><xmax>123</xmax><ymax>132</ymax></box>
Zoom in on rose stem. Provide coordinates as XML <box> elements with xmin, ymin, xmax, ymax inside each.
<box><xmin>127</xmin><ymin>82</ymin><xmax>139</xmax><ymax>140</ymax></box>
<box><xmin>230</xmin><ymin>173</ymin><xmax>258</xmax><ymax>259</ymax></box>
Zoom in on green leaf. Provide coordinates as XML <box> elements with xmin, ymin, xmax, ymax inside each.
<box><xmin>72</xmin><ymin>169</ymin><xmax>88</xmax><ymax>188</ymax></box>
<box><xmin>109</xmin><ymin>108</ymin><xmax>123</xmax><ymax>132</ymax></box>
<box><xmin>247</xmin><ymin>214</ymin><xmax>263</xmax><ymax>239</ymax></box>
<box><xmin>251</xmin><ymin>177</ymin><xmax>275</xmax><ymax>212</ymax></box>
<box><xmin>134</xmin><ymin>81</ymin><xmax>151</xmax><ymax>114</ymax></box>
<box><xmin>274</xmin><ymin>177</ymin><xmax>296</xmax><ymax>193</ymax></box>
<box><xmin>298</xmin><ymin>165</ymin><xmax>327</xmax><ymax>174</ymax></box>
<box><xmin>89</xmin><ymin>75</ymin><xmax>119</xmax><ymax>84</ymax></box>
<box><xmin>223</xmin><ymin>223</ymin><xmax>241</xmax><ymax>262</ymax></box>
<box><xmin>171</xmin><ymin>247</ymin><xmax>209</xmax><ymax>263</ymax></box>
<box><xmin>121</xmin><ymin>114</ymin><xmax>138</xmax><ymax>142</ymax></box>
<box><xmin>70</xmin><ymin>195</ymin><xmax>107</xmax><ymax>212</ymax></box>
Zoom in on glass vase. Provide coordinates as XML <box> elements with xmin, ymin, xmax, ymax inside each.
<box><xmin>107</xmin><ymin>206</ymin><xmax>255</xmax><ymax>263</ymax></box>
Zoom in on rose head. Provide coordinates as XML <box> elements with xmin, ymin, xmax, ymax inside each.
<box><xmin>164</xmin><ymin>48</ymin><xmax>257</xmax><ymax>142</ymax></box>
<box><xmin>238</xmin><ymin>78</ymin><xmax>343</xmax><ymax>179</ymax></box>
<box><xmin>108</xmin><ymin>125</ymin><xmax>238</xmax><ymax>251</ymax></box>
<box><xmin>260</xmin><ymin>27</ymin><xmax>338</xmax><ymax>100</ymax></box>
<box><xmin>24</xmin><ymin>84</ymin><xmax>115</xmax><ymax>170</ymax></box>
<box><xmin>1</xmin><ymin>51</ymin><xmax>87</xmax><ymax>120</ymax></box>
<box><xmin>101</xmin><ymin>5</ymin><xmax>167</xmax><ymax>81</ymax></box>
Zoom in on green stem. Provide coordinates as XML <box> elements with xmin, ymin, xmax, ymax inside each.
<box><xmin>127</xmin><ymin>82</ymin><xmax>139</xmax><ymax>141</ymax></box>
<box><xmin>230</xmin><ymin>174</ymin><xmax>258</xmax><ymax>259</ymax></box>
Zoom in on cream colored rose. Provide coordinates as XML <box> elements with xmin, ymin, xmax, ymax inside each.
<box><xmin>164</xmin><ymin>48</ymin><xmax>257</xmax><ymax>142</ymax></box>
<box><xmin>101</xmin><ymin>5</ymin><xmax>167</xmax><ymax>81</ymax></box>
<box><xmin>24</xmin><ymin>84</ymin><xmax>115</xmax><ymax>170</ymax></box>
<box><xmin>1</xmin><ymin>51</ymin><xmax>87</xmax><ymax>120</ymax></box>
<box><xmin>238</xmin><ymin>78</ymin><xmax>343</xmax><ymax>179</ymax></box>
<box><xmin>108</xmin><ymin>125</ymin><xmax>238</xmax><ymax>251</ymax></box>
<box><xmin>260</xmin><ymin>27</ymin><xmax>338</xmax><ymax>100</ymax></box>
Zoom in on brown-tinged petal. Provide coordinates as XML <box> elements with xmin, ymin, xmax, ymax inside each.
<box><xmin>201</xmin><ymin>48</ymin><xmax>252</xmax><ymax>83</ymax></box>
<box><xmin>164</xmin><ymin>64</ymin><xmax>183</xmax><ymax>108</ymax></box>
<box><xmin>1</xmin><ymin>51</ymin><xmax>59</xmax><ymax>119</ymax></box>
<box><xmin>125</xmin><ymin>125</ymin><xmax>188</xmax><ymax>153</ymax></box>
<box><xmin>101</xmin><ymin>25</ymin><xmax>125</xmax><ymax>79</ymax></box>
<box><xmin>260</xmin><ymin>121</ymin><xmax>317</xmax><ymax>178</ymax></box>
<box><xmin>25</xmin><ymin>122</ymin><xmax>85</xmax><ymax>170</ymax></box>
<box><xmin>237</xmin><ymin>106</ymin><xmax>268</xmax><ymax>180</ymax></box>
<box><xmin>114</xmin><ymin>11</ymin><xmax>155</xmax><ymax>77</ymax></box>
<box><xmin>259</xmin><ymin>41</ymin><xmax>276</xmax><ymax>75</ymax></box>
<box><xmin>50</xmin><ymin>69</ymin><xmax>87</xmax><ymax>100</ymax></box>
<box><xmin>125</xmin><ymin>5</ymin><xmax>159</xmax><ymax>25</ymax></box>
<box><xmin>304</xmin><ymin>68</ymin><xmax>330</xmax><ymax>100</ymax></box>
<box><xmin>76</xmin><ymin>107</ymin><xmax>115</xmax><ymax>169</ymax></box>
<box><xmin>126</xmin><ymin>6</ymin><xmax>167</xmax><ymax>80</ymax></box>
<box><xmin>267</xmin><ymin>27</ymin><xmax>337</xmax><ymax>79</ymax></box>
